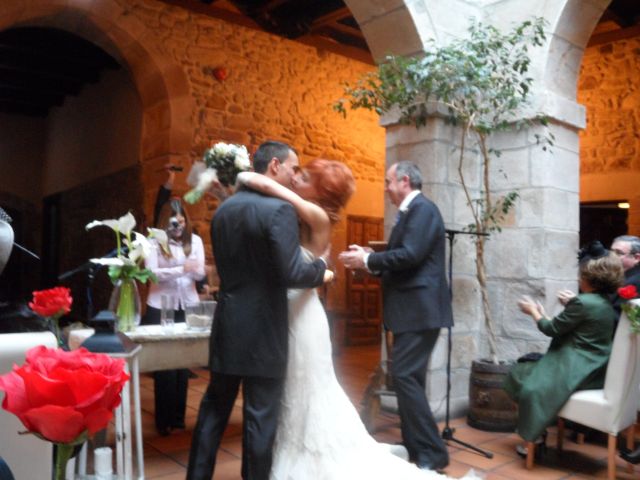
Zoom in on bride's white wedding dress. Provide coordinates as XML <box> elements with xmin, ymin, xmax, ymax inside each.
<box><xmin>270</xmin><ymin>252</ymin><xmax>478</xmax><ymax>480</ymax></box>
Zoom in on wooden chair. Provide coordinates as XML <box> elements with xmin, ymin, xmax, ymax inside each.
<box><xmin>525</xmin><ymin>302</ymin><xmax>640</xmax><ymax>479</ymax></box>
<box><xmin>0</xmin><ymin>332</ymin><xmax>57</xmax><ymax>480</ymax></box>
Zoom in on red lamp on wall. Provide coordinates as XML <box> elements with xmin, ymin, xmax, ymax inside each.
<box><xmin>212</xmin><ymin>66</ymin><xmax>227</xmax><ymax>82</ymax></box>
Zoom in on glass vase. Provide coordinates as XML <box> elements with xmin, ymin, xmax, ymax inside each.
<box><xmin>109</xmin><ymin>278</ymin><xmax>141</xmax><ymax>332</ymax></box>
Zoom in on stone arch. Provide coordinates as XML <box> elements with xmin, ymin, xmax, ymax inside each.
<box><xmin>542</xmin><ymin>0</ymin><xmax>611</xmax><ymax>102</ymax></box>
<box><xmin>0</xmin><ymin>0</ymin><xmax>195</xmax><ymax>214</ymax></box>
<box><xmin>343</xmin><ymin>0</ymin><xmax>425</xmax><ymax>60</ymax></box>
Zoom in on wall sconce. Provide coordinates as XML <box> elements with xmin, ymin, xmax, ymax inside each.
<box><xmin>212</xmin><ymin>66</ymin><xmax>228</xmax><ymax>82</ymax></box>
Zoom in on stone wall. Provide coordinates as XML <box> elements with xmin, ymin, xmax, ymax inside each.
<box><xmin>0</xmin><ymin>0</ymin><xmax>386</xmax><ymax>315</ymax></box>
<box><xmin>120</xmin><ymin>0</ymin><xmax>386</xmax><ymax>313</ymax></box>
<box><xmin>579</xmin><ymin>36</ymin><xmax>640</xmax><ymax>235</ymax></box>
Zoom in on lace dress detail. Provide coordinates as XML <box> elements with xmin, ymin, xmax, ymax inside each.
<box><xmin>270</xmin><ymin>249</ymin><xmax>477</xmax><ymax>480</ymax></box>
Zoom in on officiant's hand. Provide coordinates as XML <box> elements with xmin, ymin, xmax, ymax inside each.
<box><xmin>338</xmin><ymin>244</ymin><xmax>367</xmax><ymax>270</ymax></box>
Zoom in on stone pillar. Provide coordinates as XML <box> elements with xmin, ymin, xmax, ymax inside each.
<box><xmin>381</xmin><ymin>103</ymin><xmax>584</xmax><ymax>418</ymax></box>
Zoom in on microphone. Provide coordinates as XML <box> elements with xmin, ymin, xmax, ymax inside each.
<box><xmin>0</xmin><ymin>207</ymin><xmax>12</xmax><ymax>223</ymax></box>
<box><xmin>445</xmin><ymin>228</ymin><xmax>490</xmax><ymax>237</ymax></box>
<box><xmin>58</xmin><ymin>246</ymin><xmax>129</xmax><ymax>280</ymax></box>
<box><xmin>0</xmin><ymin>207</ymin><xmax>40</xmax><ymax>260</ymax></box>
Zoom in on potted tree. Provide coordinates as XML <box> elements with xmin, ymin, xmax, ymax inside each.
<box><xmin>335</xmin><ymin>17</ymin><xmax>552</xmax><ymax>430</ymax></box>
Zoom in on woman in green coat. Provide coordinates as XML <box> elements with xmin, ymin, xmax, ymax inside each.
<box><xmin>503</xmin><ymin>241</ymin><xmax>623</xmax><ymax>448</ymax></box>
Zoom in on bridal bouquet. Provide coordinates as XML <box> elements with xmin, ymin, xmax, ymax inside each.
<box><xmin>86</xmin><ymin>212</ymin><xmax>166</xmax><ymax>331</ymax></box>
<box><xmin>617</xmin><ymin>285</ymin><xmax>640</xmax><ymax>334</ymax></box>
<box><xmin>0</xmin><ymin>346</ymin><xmax>129</xmax><ymax>480</ymax></box>
<box><xmin>184</xmin><ymin>142</ymin><xmax>251</xmax><ymax>204</ymax></box>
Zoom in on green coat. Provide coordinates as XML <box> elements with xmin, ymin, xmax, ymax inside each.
<box><xmin>503</xmin><ymin>293</ymin><xmax>615</xmax><ymax>441</ymax></box>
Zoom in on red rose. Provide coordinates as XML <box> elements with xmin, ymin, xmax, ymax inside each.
<box><xmin>618</xmin><ymin>285</ymin><xmax>638</xmax><ymax>300</ymax></box>
<box><xmin>0</xmin><ymin>346</ymin><xmax>129</xmax><ymax>443</ymax></box>
<box><xmin>29</xmin><ymin>287</ymin><xmax>73</xmax><ymax>318</ymax></box>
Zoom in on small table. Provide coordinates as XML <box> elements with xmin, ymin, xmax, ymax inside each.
<box><xmin>69</xmin><ymin>323</ymin><xmax>211</xmax><ymax>373</ymax></box>
<box><xmin>69</xmin><ymin>324</ymin><xmax>211</xmax><ymax>479</ymax></box>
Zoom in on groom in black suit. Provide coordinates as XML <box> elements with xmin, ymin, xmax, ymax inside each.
<box><xmin>339</xmin><ymin>161</ymin><xmax>453</xmax><ymax>471</ymax></box>
<box><xmin>187</xmin><ymin>141</ymin><xmax>327</xmax><ymax>480</ymax></box>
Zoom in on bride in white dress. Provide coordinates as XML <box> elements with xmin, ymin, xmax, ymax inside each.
<box><xmin>238</xmin><ymin>162</ymin><xmax>478</xmax><ymax>480</ymax></box>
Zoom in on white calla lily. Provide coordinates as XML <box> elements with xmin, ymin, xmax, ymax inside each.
<box><xmin>147</xmin><ymin>228</ymin><xmax>170</xmax><ymax>254</ymax></box>
<box><xmin>85</xmin><ymin>212</ymin><xmax>137</xmax><ymax>235</ymax></box>
<box><xmin>90</xmin><ymin>257</ymin><xmax>125</xmax><ymax>266</ymax></box>
<box><xmin>128</xmin><ymin>232</ymin><xmax>152</xmax><ymax>263</ymax></box>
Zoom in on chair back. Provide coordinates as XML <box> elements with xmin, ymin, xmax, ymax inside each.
<box><xmin>0</xmin><ymin>332</ymin><xmax>56</xmax><ymax>480</ymax></box>
<box><xmin>603</xmin><ymin>300</ymin><xmax>640</xmax><ymax>432</ymax></box>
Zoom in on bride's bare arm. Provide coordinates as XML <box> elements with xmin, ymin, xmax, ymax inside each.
<box><xmin>236</xmin><ymin>172</ymin><xmax>331</xmax><ymax>256</ymax></box>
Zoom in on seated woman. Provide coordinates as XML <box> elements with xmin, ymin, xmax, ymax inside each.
<box><xmin>503</xmin><ymin>240</ymin><xmax>623</xmax><ymax>454</ymax></box>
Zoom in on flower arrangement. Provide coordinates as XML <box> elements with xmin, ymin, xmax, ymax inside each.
<box><xmin>617</xmin><ymin>285</ymin><xmax>640</xmax><ymax>334</ymax></box>
<box><xmin>0</xmin><ymin>346</ymin><xmax>130</xmax><ymax>480</ymax></box>
<box><xmin>86</xmin><ymin>212</ymin><xmax>165</xmax><ymax>331</ymax></box>
<box><xmin>29</xmin><ymin>287</ymin><xmax>73</xmax><ymax>348</ymax></box>
<box><xmin>184</xmin><ymin>141</ymin><xmax>251</xmax><ymax>204</ymax></box>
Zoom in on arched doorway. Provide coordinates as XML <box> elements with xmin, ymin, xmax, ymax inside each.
<box><xmin>0</xmin><ymin>0</ymin><xmax>193</xmax><ymax>319</ymax></box>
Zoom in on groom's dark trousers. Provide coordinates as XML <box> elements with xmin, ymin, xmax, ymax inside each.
<box><xmin>186</xmin><ymin>373</ymin><xmax>283</xmax><ymax>480</ymax></box>
<box><xmin>186</xmin><ymin>190</ymin><xmax>326</xmax><ymax>480</ymax></box>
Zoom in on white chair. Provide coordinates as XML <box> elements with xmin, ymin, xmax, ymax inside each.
<box><xmin>525</xmin><ymin>302</ymin><xmax>640</xmax><ymax>479</ymax></box>
<box><xmin>0</xmin><ymin>331</ymin><xmax>57</xmax><ymax>480</ymax></box>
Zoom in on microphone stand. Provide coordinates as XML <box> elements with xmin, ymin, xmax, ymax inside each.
<box><xmin>58</xmin><ymin>247</ymin><xmax>125</xmax><ymax>320</ymax></box>
<box><xmin>442</xmin><ymin>228</ymin><xmax>493</xmax><ymax>458</ymax></box>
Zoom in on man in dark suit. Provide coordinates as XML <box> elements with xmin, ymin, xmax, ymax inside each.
<box><xmin>187</xmin><ymin>141</ymin><xmax>328</xmax><ymax>480</ymax></box>
<box><xmin>611</xmin><ymin>235</ymin><xmax>640</xmax><ymax>315</ymax></box>
<box><xmin>339</xmin><ymin>160</ymin><xmax>452</xmax><ymax>471</ymax></box>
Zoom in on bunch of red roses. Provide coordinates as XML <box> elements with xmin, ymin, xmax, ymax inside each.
<box><xmin>0</xmin><ymin>346</ymin><xmax>129</xmax><ymax>479</ymax></box>
<box><xmin>29</xmin><ymin>286</ymin><xmax>73</xmax><ymax>347</ymax></box>
<box><xmin>617</xmin><ymin>285</ymin><xmax>640</xmax><ymax>334</ymax></box>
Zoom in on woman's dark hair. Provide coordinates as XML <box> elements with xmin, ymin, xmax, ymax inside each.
<box><xmin>305</xmin><ymin>159</ymin><xmax>355</xmax><ymax>224</ymax></box>
<box><xmin>157</xmin><ymin>198</ymin><xmax>193</xmax><ymax>257</ymax></box>
<box><xmin>579</xmin><ymin>251</ymin><xmax>624</xmax><ymax>294</ymax></box>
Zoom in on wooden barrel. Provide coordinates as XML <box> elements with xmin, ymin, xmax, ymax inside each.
<box><xmin>467</xmin><ymin>359</ymin><xmax>518</xmax><ymax>432</ymax></box>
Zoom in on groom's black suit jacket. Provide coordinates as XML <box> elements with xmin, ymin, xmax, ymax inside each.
<box><xmin>210</xmin><ymin>189</ymin><xmax>326</xmax><ymax>378</ymax></box>
<box><xmin>367</xmin><ymin>193</ymin><xmax>453</xmax><ymax>333</ymax></box>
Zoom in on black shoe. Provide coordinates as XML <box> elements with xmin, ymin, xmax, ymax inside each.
<box><xmin>416</xmin><ymin>460</ymin><xmax>448</xmax><ymax>473</ymax></box>
<box><xmin>157</xmin><ymin>426</ymin><xmax>171</xmax><ymax>436</ymax></box>
<box><xmin>620</xmin><ymin>447</ymin><xmax>640</xmax><ymax>464</ymax></box>
<box><xmin>172</xmin><ymin>421</ymin><xmax>186</xmax><ymax>430</ymax></box>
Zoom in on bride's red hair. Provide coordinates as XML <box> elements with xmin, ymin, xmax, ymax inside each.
<box><xmin>306</xmin><ymin>159</ymin><xmax>355</xmax><ymax>224</ymax></box>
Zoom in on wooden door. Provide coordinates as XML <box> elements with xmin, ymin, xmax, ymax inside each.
<box><xmin>345</xmin><ymin>215</ymin><xmax>384</xmax><ymax>345</ymax></box>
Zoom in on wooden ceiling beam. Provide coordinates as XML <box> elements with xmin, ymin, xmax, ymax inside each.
<box><xmin>159</xmin><ymin>0</ymin><xmax>261</xmax><ymax>30</ymax></box>
<box><xmin>311</xmin><ymin>7</ymin><xmax>351</xmax><ymax>29</ymax></box>
<box><xmin>253</xmin><ymin>0</ymin><xmax>290</xmax><ymax>14</ymax></box>
<box><xmin>0</xmin><ymin>86</ymin><xmax>65</xmax><ymax>106</ymax></box>
<box><xmin>0</xmin><ymin>100</ymin><xmax>49</xmax><ymax>116</ymax></box>
<box><xmin>297</xmin><ymin>33</ymin><xmax>373</xmax><ymax>64</ymax></box>
<box><xmin>588</xmin><ymin>23</ymin><xmax>640</xmax><ymax>47</ymax></box>
<box><xmin>0</xmin><ymin>67</ymin><xmax>83</xmax><ymax>95</ymax></box>
<box><xmin>599</xmin><ymin>10</ymin><xmax>628</xmax><ymax>28</ymax></box>
<box><xmin>312</xmin><ymin>22</ymin><xmax>363</xmax><ymax>39</ymax></box>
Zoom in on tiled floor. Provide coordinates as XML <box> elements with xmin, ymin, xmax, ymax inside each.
<box><xmin>115</xmin><ymin>345</ymin><xmax>639</xmax><ymax>479</ymax></box>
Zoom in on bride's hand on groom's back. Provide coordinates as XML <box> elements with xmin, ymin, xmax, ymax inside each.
<box><xmin>323</xmin><ymin>269</ymin><xmax>335</xmax><ymax>284</ymax></box>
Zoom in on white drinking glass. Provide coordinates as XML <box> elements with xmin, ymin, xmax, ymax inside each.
<box><xmin>160</xmin><ymin>295</ymin><xmax>175</xmax><ymax>333</ymax></box>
